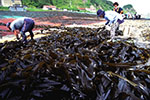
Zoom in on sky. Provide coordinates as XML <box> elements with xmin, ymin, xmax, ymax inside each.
<box><xmin>109</xmin><ymin>0</ymin><xmax>150</xmax><ymax>15</ymax></box>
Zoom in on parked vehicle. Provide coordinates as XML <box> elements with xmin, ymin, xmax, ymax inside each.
<box><xmin>9</xmin><ymin>5</ymin><xmax>27</xmax><ymax>11</ymax></box>
<box><xmin>124</xmin><ymin>13</ymin><xmax>141</xmax><ymax>19</ymax></box>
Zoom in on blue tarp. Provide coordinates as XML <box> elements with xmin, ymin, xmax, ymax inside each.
<box><xmin>0</xmin><ymin>15</ymin><xmax>23</xmax><ymax>19</ymax></box>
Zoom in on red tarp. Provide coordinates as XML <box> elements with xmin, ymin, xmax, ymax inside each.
<box><xmin>0</xmin><ymin>16</ymin><xmax>104</xmax><ymax>36</ymax></box>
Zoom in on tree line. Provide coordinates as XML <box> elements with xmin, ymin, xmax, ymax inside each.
<box><xmin>22</xmin><ymin>0</ymin><xmax>114</xmax><ymax>11</ymax></box>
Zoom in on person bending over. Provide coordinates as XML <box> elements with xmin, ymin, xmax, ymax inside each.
<box><xmin>97</xmin><ymin>9</ymin><xmax>124</xmax><ymax>38</ymax></box>
<box><xmin>6</xmin><ymin>17</ymin><xmax>35</xmax><ymax>43</ymax></box>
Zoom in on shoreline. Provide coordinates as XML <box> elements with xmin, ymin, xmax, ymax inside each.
<box><xmin>0</xmin><ymin>11</ymin><xmax>150</xmax><ymax>46</ymax></box>
<box><xmin>1</xmin><ymin>19</ymin><xmax>150</xmax><ymax>44</ymax></box>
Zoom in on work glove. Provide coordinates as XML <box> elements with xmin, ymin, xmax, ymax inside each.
<box><xmin>16</xmin><ymin>35</ymin><xmax>20</xmax><ymax>40</ymax></box>
<box><xmin>97</xmin><ymin>26</ymin><xmax>106</xmax><ymax>33</ymax></box>
<box><xmin>105</xmin><ymin>25</ymin><xmax>111</xmax><ymax>31</ymax></box>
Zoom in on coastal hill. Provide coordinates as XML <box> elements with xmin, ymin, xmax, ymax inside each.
<box><xmin>22</xmin><ymin>0</ymin><xmax>136</xmax><ymax>13</ymax></box>
<box><xmin>123</xmin><ymin>4</ymin><xmax>136</xmax><ymax>14</ymax></box>
<box><xmin>21</xmin><ymin>0</ymin><xmax>114</xmax><ymax>11</ymax></box>
<box><xmin>0</xmin><ymin>0</ymin><xmax>136</xmax><ymax>14</ymax></box>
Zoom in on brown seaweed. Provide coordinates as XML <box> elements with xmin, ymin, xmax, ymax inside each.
<box><xmin>0</xmin><ymin>27</ymin><xmax>150</xmax><ymax>100</ymax></box>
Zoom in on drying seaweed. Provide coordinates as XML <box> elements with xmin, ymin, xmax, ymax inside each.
<box><xmin>0</xmin><ymin>27</ymin><xmax>150</xmax><ymax>100</ymax></box>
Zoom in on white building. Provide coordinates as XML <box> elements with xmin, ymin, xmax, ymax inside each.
<box><xmin>0</xmin><ymin>0</ymin><xmax>22</xmax><ymax>7</ymax></box>
<box><xmin>43</xmin><ymin>5</ymin><xmax>56</xmax><ymax>10</ymax></box>
<box><xmin>85</xmin><ymin>5</ymin><xmax>96</xmax><ymax>12</ymax></box>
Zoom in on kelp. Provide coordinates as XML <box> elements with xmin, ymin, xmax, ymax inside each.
<box><xmin>0</xmin><ymin>27</ymin><xmax>150</xmax><ymax>100</ymax></box>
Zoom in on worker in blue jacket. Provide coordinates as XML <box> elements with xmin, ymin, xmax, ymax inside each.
<box><xmin>97</xmin><ymin>9</ymin><xmax>124</xmax><ymax>38</ymax></box>
<box><xmin>113</xmin><ymin>2</ymin><xmax>123</xmax><ymax>14</ymax></box>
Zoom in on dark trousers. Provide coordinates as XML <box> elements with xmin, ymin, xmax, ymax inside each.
<box><xmin>116</xmin><ymin>19</ymin><xmax>124</xmax><ymax>31</ymax></box>
<box><xmin>20</xmin><ymin>18</ymin><xmax>35</xmax><ymax>42</ymax></box>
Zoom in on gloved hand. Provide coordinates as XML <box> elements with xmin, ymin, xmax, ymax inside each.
<box><xmin>17</xmin><ymin>37</ymin><xmax>20</xmax><ymax>40</ymax></box>
<box><xmin>16</xmin><ymin>35</ymin><xmax>20</xmax><ymax>40</ymax></box>
<box><xmin>105</xmin><ymin>25</ymin><xmax>111</xmax><ymax>31</ymax></box>
<box><xmin>97</xmin><ymin>26</ymin><xmax>106</xmax><ymax>33</ymax></box>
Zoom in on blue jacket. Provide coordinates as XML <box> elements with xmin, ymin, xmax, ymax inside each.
<box><xmin>113</xmin><ymin>7</ymin><xmax>123</xmax><ymax>14</ymax></box>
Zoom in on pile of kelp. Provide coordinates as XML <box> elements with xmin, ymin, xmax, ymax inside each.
<box><xmin>0</xmin><ymin>27</ymin><xmax>150</xmax><ymax>100</ymax></box>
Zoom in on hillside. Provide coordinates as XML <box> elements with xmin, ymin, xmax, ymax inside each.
<box><xmin>22</xmin><ymin>0</ymin><xmax>114</xmax><ymax>11</ymax></box>
<box><xmin>123</xmin><ymin>4</ymin><xmax>136</xmax><ymax>14</ymax></box>
<box><xmin>0</xmin><ymin>0</ymin><xmax>136</xmax><ymax>13</ymax></box>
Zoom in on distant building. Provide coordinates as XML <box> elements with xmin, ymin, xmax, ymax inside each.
<box><xmin>43</xmin><ymin>5</ymin><xmax>56</xmax><ymax>10</ymax></box>
<box><xmin>9</xmin><ymin>5</ymin><xmax>26</xmax><ymax>11</ymax></box>
<box><xmin>0</xmin><ymin>0</ymin><xmax>22</xmax><ymax>7</ymax></box>
<box><xmin>63</xmin><ymin>9</ymin><xmax>67</xmax><ymax>11</ymax></box>
<box><xmin>78</xmin><ymin>7</ymin><xmax>86</xmax><ymax>11</ymax></box>
<box><xmin>85</xmin><ymin>5</ymin><xmax>96</xmax><ymax>12</ymax></box>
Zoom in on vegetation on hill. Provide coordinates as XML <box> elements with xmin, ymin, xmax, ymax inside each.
<box><xmin>22</xmin><ymin>0</ymin><xmax>114</xmax><ymax>11</ymax></box>
<box><xmin>0</xmin><ymin>0</ymin><xmax>136</xmax><ymax>13</ymax></box>
<box><xmin>123</xmin><ymin>4</ymin><xmax>136</xmax><ymax>14</ymax></box>
<box><xmin>0</xmin><ymin>6</ymin><xmax>9</xmax><ymax>11</ymax></box>
<box><xmin>91</xmin><ymin>0</ymin><xmax>114</xmax><ymax>10</ymax></box>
